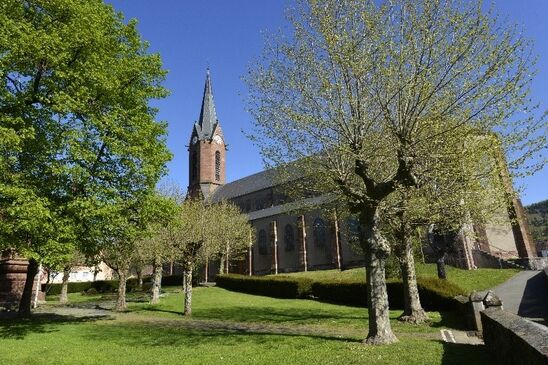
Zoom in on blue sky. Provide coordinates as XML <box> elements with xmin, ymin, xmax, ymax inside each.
<box><xmin>107</xmin><ymin>0</ymin><xmax>546</xmax><ymax>205</ymax></box>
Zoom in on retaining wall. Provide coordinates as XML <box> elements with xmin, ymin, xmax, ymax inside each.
<box><xmin>481</xmin><ymin>308</ymin><xmax>548</xmax><ymax>365</ymax></box>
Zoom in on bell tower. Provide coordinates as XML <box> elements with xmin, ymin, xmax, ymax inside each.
<box><xmin>188</xmin><ymin>70</ymin><xmax>227</xmax><ymax>199</ymax></box>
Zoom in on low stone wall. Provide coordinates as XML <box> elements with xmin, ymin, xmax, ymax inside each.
<box><xmin>481</xmin><ymin>308</ymin><xmax>548</xmax><ymax>365</ymax></box>
<box><xmin>512</xmin><ymin>257</ymin><xmax>548</xmax><ymax>270</ymax></box>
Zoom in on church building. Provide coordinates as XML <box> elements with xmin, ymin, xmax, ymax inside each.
<box><xmin>186</xmin><ymin>71</ymin><xmax>541</xmax><ymax>277</ymax></box>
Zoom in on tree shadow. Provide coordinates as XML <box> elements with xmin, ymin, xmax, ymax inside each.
<box><xmin>0</xmin><ymin>313</ymin><xmax>111</xmax><ymax>340</ymax></box>
<box><xmin>440</xmin><ymin>341</ymin><xmax>493</xmax><ymax>365</ymax></box>
<box><xmin>141</xmin><ymin>305</ymin><xmax>366</xmax><ymax>325</ymax></box>
<box><xmin>430</xmin><ymin>311</ymin><xmax>468</xmax><ymax>331</ymax></box>
<box><xmin>77</xmin><ymin>320</ymin><xmax>361</xmax><ymax>348</ymax></box>
<box><xmin>517</xmin><ymin>271</ymin><xmax>548</xmax><ymax>320</ymax></box>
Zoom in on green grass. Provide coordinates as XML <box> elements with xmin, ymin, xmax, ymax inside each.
<box><xmin>280</xmin><ymin>263</ymin><xmax>520</xmax><ymax>293</ymax></box>
<box><xmin>1</xmin><ymin>287</ymin><xmax>488</xmax><ymax>365</ymax></box>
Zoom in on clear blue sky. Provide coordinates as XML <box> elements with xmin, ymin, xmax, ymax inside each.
<box><xmin>107</xmin><ymin>0</ymin><xmax>546</xmax><ymax>205</ymax></box>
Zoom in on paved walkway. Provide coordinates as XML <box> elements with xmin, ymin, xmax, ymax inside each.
<box><xmin>493</xmin><ymin>270</ymin><xmax>548</xmax><ymax>322</ymax></box>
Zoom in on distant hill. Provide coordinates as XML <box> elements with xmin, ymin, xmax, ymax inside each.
<box><xmin>525</xmin><ymin>199</ymin><xmax>548</xmax><ymax>254</ymax></box>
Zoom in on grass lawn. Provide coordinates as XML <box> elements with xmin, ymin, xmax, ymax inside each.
<box><xmin>0</xmin><ymin>287</ymin><xmax>489</xmax><ymax>365</ymax></box>
<box><xmin>279</xmin><ymin>263</ymin><xmax>520</xmax><ymax>293</ymax></box>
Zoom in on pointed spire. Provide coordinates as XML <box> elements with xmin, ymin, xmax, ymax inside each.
<box><xmin>197</xmin><ymin>69</ymin><xmax>218</xmax><ymax>139</ymax></box>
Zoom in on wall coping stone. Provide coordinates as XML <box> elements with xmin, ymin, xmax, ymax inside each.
<box><xmin>481</xmin><ymin>308</ymin><xmax>548</xmax><ymax>365</ymax></box>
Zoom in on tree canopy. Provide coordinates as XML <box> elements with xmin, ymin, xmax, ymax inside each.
<box><xmin>0</xmin><ymin>0</ymin><xmax>171</xmax><ymax>315</ymax></box>
<box><xmin>246</xmin><ymin>0</ymin><xmax>545</xmax><ymax>344</ymax></box>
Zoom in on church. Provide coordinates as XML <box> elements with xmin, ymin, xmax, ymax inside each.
<box><xmin>185</xmin><ymin>71</ymin><xmax>541</xmax><ymax>277</ymax></box>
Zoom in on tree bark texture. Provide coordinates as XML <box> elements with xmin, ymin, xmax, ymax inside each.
<box><xmin>361</xmin><ymin>210</ymin><xmax>398</xmax><ymax>345</ymax></box>
<box><xmin>136</xmin><ymin>268</ymin><xmax>143</xmax><ymax>291</ymax></box>
<box><xmin>398</xmin><ymin>241</ymin><xmax>428</xmax><ymax>323</ymax></box>
<box><xmin>116</xmin><ymin>269</ymin><xmax>128</xmax><ymax>311</ymax></box>
<box><xmin>59</xmin><ymin>266</ymin><xmax>71</xmax><ymax>304</ymax></box>
<box><xmin>183</xmin><ymin>263</ymin><xmax>193</xmax><ymax>316</ymax></box>
<box><xmin>18</xmin><ymin>258</ymin><xmax>39</xmax><ymax>317</ymax></box>
<box><xmin>150</xmin><ymin>259</ymin><xmax>163</xmax><ymax>305</ymax></box>
<box><xmin>436</xmin><ymin>255</ymin><xmax>447</xmax><ymax>279</ymax></box>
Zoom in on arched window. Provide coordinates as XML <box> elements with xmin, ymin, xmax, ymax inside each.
<box><xmin>258</xmin><ymin>229</ymin><xmax>268</xmax><ymax>255</ymax></box>
<box><xmin>215</xmin><ymin>151</ymin><xmax>221</xmax><ymax>181</ymax></box>
<box><xmin>284</xmin><ymin>224</ymin><xmax>295</xmax><ymax>252</ymax></box>
<box><xmin>313</xmin><ymin>217</ymin><xmax>327</xmax><ymax>248</ymax></box>
<box><xmin>191</xmin><ymin>152</ymin><xmax>198</xmax><ymax>182</ymax></box>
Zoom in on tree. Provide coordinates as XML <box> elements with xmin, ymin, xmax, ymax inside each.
<box><xmin>136</xmin><ymin>188</ymin><xmax>181</xmax><ymax>305</ymax></box>
<box><xmin>246</xmin><ymin>0</ymin><xmax>544</xmax><ymax>344</ymax></box>
<box><xmin>0</xmin><ymin>0</ymin><xmax>170</xmax><ymax>316</ymax></box>
<box><xmin>168</xmin><ymin>199</ymin><xmax>251</xmax><ymax>316</ymax></box>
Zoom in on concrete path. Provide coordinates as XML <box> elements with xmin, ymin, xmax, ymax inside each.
<box><xmin>493</xmin><ymin>270</ymin><xmax>548</xmax><ymax>323</ymax></box>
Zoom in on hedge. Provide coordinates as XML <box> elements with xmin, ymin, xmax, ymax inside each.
<box><xmin>216</xmin><ymin>274</ymin><xmax>467</xmax><ymax>311</ymax></box>
<box><xmin>43</xmin><ymin>274</ymin><xmax>185</xmax><ymax>296</ymax></box>
<box><xmin>216</xmin><ymin>275</ymin><xmax>313</xmax><ymax>299</ymax></box>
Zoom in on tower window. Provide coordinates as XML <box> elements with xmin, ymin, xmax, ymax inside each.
<box><xmin>191</xmin><ymin>152</ymin><xmax>197</xmax><ymax>182</ymax></box>
<box><xmin>215</xmin><ymin>151</ymin><xmax>221</xmax><ymax>181</ymax></box>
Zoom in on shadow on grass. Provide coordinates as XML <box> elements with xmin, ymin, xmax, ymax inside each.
<box><xmin>440</xmin><ymin>341</ymin><xmax>492</xmax><ymax>365</ymax></box>
<box><xmin>430</xmin><ymin>311</ymin><xmax>468</xmax><ymax>331</ymax></box>
<box><xmin>138</xmin><ymin>305</ymin><xmax>366</xmax><ymax>324</ymax></box>
<box><xmin>0</xmin><ymin>313</ymin><xmax>111</xmax><ymax>340</ymax></box>
<box><xmin>78</xmin><ymin>320</ymin><xmax>361</xmax><ymax>348</ymax></box>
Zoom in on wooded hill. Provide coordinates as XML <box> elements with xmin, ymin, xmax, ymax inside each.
<box><xmin>526</xmin><ymin>199</ymin><xmax>548</xmax><ymax>253</ymax></box>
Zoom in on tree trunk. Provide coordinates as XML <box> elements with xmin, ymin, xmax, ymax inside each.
<box><xmin>136</xmin><ymin>268</ymin><xmax>143</xmax><ymax>291</ymax></box>
<box><xmin>398</xmin><ymin>240</ymin><xmax>428</xmax><ymax>324</ymax></box>
<box><xmin>361</xmin><ymin>210</ymin><xmax>398</xmax><ymax>345</ymax></box>
<box><xmin>116</xmin><ymin>269</ymin><xmax>128</xmax><ymax>311</ymax></box>
<box><xmin>150</xmin><ymin>258</ymin><xmax>163</xmax><ymax>305</ymax></box>
<box><xmin>218</xmin><ymin>255</ymin><xmax>225</xmax><ymax>274</ymax></box>
<box><xmin>436</xmin><ymin>254</ymin><xmax>447</xmax><ymax>279</ymax></box>
<box><xmin>183</xmin><ymin>263</ymin><xmax>193</xmax><ymax>316</ymax></box>
<box><xmin>59</xmin><ymin>266</ymin><xmax>71</xmax><ymax>304</ymax></box>
<box><xmin>225</xmin><ymin>243</ymin><xmax>230</xmax><ymax>274</ymax></box>
<box><xmin>18</xmin><ymin>258</ymin><xmax>39</xmax><ymax>318</ymax></box>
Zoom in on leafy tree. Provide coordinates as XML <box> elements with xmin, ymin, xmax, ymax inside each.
<box><xmin>246</xmin><ymin>0</ymin><xmax>544</xmax><ymax>344</ymax></box>
<box><xmin>136</xmin><ymin>188</ymin><xmax>181</xmax><ymax>304</ymax></box>
<box><xmin>166</xmin><ymin>199</ymin><xmax>251</xmax><ymax>316</ymax></box>
<box><xmin>0</xmin><ymin>0</ymin><xmax>170</xmax><ymax>316</ymax></box>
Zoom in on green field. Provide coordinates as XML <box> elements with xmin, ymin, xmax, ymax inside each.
<box><xmin>278</xmin><ymin>263</ymin><xmax>520</xmax><ymax>293</ymax></box>
<box><xmin>0</xmin><ymin>286</ymin><xmax>489</xmax><ymax>365</ymax></box>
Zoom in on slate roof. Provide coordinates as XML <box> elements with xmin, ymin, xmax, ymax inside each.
<box><xmin>194</xmin><ymin>69</ymin><xmax>218</xmax><ymax>141</ymax></box>
<box><xmin>210</xmin><ymin>169</ymin><xmax>278</xmax><ymax>202</ymax></box>
<box><xmin>246</xmin><ymin>195</ymin><xmax>334</xmax><ymax>221</ymax></box>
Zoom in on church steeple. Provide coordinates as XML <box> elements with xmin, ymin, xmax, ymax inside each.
<box><xmin>195</xmin><ymin>69</ymin><xmax>218</xmax><ymax>140</ymax></box>
<box><xmin>188</xmin><ymin>69</ymin><xmax>227</xmax><ymax>199</ymax></box>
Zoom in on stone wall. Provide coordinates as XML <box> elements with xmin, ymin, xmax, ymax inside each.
<box><xmin>481</xmin><ymin>308</ymin><xmax>548</xmax><ymax>365</ymax></box>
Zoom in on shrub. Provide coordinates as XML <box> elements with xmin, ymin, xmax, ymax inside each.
<box><xmin>216</xmin><ymin>274</ymin><xmax>466</xmax><ymax>311</ymax></box>
<box><xmin>161</xmin><ymin>274</ymin><xmax>183</xmax><ymax>287</ymax></box>
<box><xmin>216</xmin><ymin>274</ymin><xmax>313</xmax><ymax>299</ymax></box>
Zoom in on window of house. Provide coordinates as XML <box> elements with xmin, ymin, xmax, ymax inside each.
<box><xmin>313</xmin><ymin>217</ymin><xmax>327</xmax><ymax>248</ymax></box>
<box><xmin>258</xmin><ymin>229</ymin><xmax>268</xmax><ymax>255</ymax></box>
<box><xmin>284</xmin><ymin>223</ymin><xmax>295</xmax><ymax>252</ymax></box>
<box><xmin>215</xmin><ymin>151</ymin><xmax>221</xmax><ymax>181</ymax></box>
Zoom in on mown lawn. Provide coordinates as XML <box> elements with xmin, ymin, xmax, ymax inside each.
<box><xmin>0</xmin><ymin>286</ymin><xmax>489</xmax><ymax>365</ymax></box>
<box><xmin>280</xmin><ymin>263</ymin><xmax>519</xmax><ymax>293</ymax></box>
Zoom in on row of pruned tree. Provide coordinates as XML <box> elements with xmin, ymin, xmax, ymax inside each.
<box><xmin>245</xmin><ymin>0</ymin><xmax>546</xmax><ymax>345</ymax></box>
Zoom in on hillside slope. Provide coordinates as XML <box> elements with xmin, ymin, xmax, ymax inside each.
<box><xmin>526</xmin><ymin>199</ymin><xmax>548</xmax><ymax>253</ymax></box>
